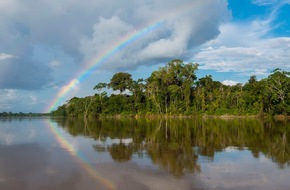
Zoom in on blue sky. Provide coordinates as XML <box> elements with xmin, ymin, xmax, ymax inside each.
<box><xmin>0</xmin><ymin>0</ymin><xmax>289</xmax><ymax>113</ymax></box>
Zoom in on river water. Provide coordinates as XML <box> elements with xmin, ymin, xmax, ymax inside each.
<box><xmin>0</xmin><ymin>117</ymin><xmax>290</xmax><ymax>190</ymax></box>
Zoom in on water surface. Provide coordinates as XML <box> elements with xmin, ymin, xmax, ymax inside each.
<box><xmin>0</xmin><ymin>117</ymin><xmax>290</xmax><ymax>190</ymax></box>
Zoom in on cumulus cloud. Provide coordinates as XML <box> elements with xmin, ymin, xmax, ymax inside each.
<box><xmin>79</xmin><ymin>0</ymin><xmax>229</xmax><ymax>70</ymax></box>
<box><xmin>194</xmin><ymin>5</ymin><xmax>290</xmax><ymax>77</ymax></box>
<box><xmin>0</xmin><ymin>0</ymin><xmax>229</xmax><ymax>90</ymax></box>
<box><xmin>195</xmin><ymin>37</ymin><xmax>290</xmax><ymax>74</ymax></box>
<box><xmin>80</xmin><ymin>16</ymin><xmax>134</xmax><ymax>61</ymax></box>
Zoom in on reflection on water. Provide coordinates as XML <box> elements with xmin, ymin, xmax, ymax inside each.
<box><xmin>57</xmin><ymin>117</ymin><xmax>290</xmax><ymax>171</ymax></box>
<box><xmin>1</xmin><ymin>117</ymin><xmax>290</xmax><ymax>190</ymax></box>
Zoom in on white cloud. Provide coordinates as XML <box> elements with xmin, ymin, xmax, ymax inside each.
<box><xmin>222</xmin><ymin>80</ymin><xmax>238</xmax><ymax>86</ymax></box>
<box><xmin>0</xmin><ymin>53</ymin><xmax>17</xmax><ymax>60</ymax></box>
<box><xmin>80</xmin><ymin>16</ymin><xmax>134</xmax><ymax>61</ymax></box>
<box><xmin>0</xmin><ymin>0</ymin><xmax>229</xmax><ymax>89</ymax></box>
<box><xmin>79</xmin><ymin>0</ymin><xmax>229</xmax><ymax>70</ymax></box>
<box><xmin>196</xmin><ymin>37</ymin><xmax>290</xmax><ymax>73</ymax></box>
<box><xmin>252</xmin><ymin>0</ymin><xmax>290</xmax><ymax>6</ymax></box>
<box><xmin>194</xmin><ymin>10</ymin><xmax>290</xmax><ymax>77</ymax></box>
<box><xmin>252</xmin><ymin>0</ymin><xmax>275</xmax><ymax>6</ymax></box>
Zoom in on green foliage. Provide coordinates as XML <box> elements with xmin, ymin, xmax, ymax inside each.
<box><xmin>108</xmin><ymin>72</ymin><xmax>132</xmax><ymax>94</ymax></box>
<box><xmin>51</xmin><ymin>59</ymin><xmax>290</xmax><ymax>117</ymax></box>
<box><xmin>146</xmin><ymin>59</ymin><xmax>198</xmax><ymax>114</ymax></box>
<box><xmin>263</xmin><ymin>69</ymin><xmax>290</xmax><ymax>115</ymax></box>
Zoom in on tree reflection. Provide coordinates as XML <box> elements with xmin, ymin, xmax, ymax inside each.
<box><xmin>51</xmin><ymin>117</ymin><xmax>290</xmax><ymax>175</ymax></box>
<box><xmin>145</xmin><ymin>119</ymin><xmax>200</xmax><ymax>176</ymax></box>
<box><xmin>108</xmin><ymin>143</ymin><xmax>133</xmax><ymax>162</ymax></box>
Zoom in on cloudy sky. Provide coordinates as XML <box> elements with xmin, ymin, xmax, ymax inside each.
<box><xmin>0</xmin><ymin>0</ymin><xmax>289</xmax><ymax>113</ymax></box>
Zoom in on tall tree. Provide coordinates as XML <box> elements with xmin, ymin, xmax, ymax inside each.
<box><xmin>264</xmin><ymin>68</ymin><xmax>290</xmax><ymax>115</ymax></box>
<box><xmin>243</xmin><ymin>75</ymin><xmax>263</xmax><ymax>115</ymax></box>
<box><xmin>130</xmin><ymin>79</ymin><xmax>145</xmax><ymax>113</ymax></box>
<box><xmin>93</xmin><ymin>82</ymin><xmax>108</xmax><ymax>113</ymax></box>
<box><xmin>146</xmin><ymin>59</ymin><xmax>198</xmax><ymax>114</ymax></box>
<box><xmin>94</xmin><ymin>82</ymin><xmax>107</xmax><ymax>91</ymax></box>
<box><xmin>108</xmin><ymin>72</ymin><xmax>132</xmax><ymax>94</ymax></box>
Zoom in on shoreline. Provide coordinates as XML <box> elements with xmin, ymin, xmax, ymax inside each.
<box><xmin>1</xmin><ymin>113</ymin><xmax>290</xmax><ymax>120</ymax></box>
<box><xmin>94</xmin><ymin>113</ymin><xmax>290</xmax><ymax>120</ymax></box>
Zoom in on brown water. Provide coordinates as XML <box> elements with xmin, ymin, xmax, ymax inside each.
<box><xmin>0</xmin><ymin>117</ymin><xmax>290</xmax><ymax>190</ymax></box>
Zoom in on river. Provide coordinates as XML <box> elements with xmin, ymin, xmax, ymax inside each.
<box><xmin>0</xmin><ymin>117</ymin><xmax>290</xmax><ymax>190</ymax></box>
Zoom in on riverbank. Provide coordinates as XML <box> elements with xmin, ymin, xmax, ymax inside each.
<box><xmin>95</xmin><ymin>113</ymin><xmax>290</xmax><ymax>120</ymax></box>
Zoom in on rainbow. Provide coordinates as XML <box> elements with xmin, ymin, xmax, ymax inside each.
<box><xmin>43</xmin><ymin>21</ymin><xmax>164</xmax><ymax>190</ymax></box>
<box><xmin>45</xmin><ymin>22</ymin><xmax>162</xmax><ymax>112</ymax></box>
<box><xmin>45</xmin><ymin>1</ymin><xmax>199</xmax><ymax>113</ymax></box>
<box><xmin>45</xmin><ymin>120</ymin><xmax>116</xmax><ymax>189</ymax></box>
<box><xmin>43</xmin><ymin>2</ymin><xmax>201</xmax><ymax>188</ymax></box>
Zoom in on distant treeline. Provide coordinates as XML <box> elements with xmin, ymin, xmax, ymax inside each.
<box><xmin>0</xmin><ymin>112</ymin><xmax>48</xmax><ymax>117</ymax></box>
<box><xmin>51</xmin><ymin>59</ymin><xmax>290</xmax><ymax>117</ymax></box>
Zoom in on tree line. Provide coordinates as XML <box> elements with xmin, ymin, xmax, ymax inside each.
<box><xmin>51</xmin><ymin>59</ymin><xmax>290</xmax><ymax>117</ymax></box>
<box><xmin>0</xmin><ymin>112</ymin><xmax>48</xmax><ymax>117</ymax></box>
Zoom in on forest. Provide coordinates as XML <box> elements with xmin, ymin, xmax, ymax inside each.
<box><xmin>51</xmin><ymin>59</ymin><xmax>290</xmax><ymax>117</ymax></box>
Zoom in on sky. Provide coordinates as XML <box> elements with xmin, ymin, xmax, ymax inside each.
<box><xmin>0</xmin><ymin>0</ymin><xmax>289</xmax><ymax>113</ymax></box>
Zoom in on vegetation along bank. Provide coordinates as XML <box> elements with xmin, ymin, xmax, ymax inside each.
<box><xmin>51</xmin><ymin>59</ymin><xmax>290</xmax><ymax>118</ymax></box>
